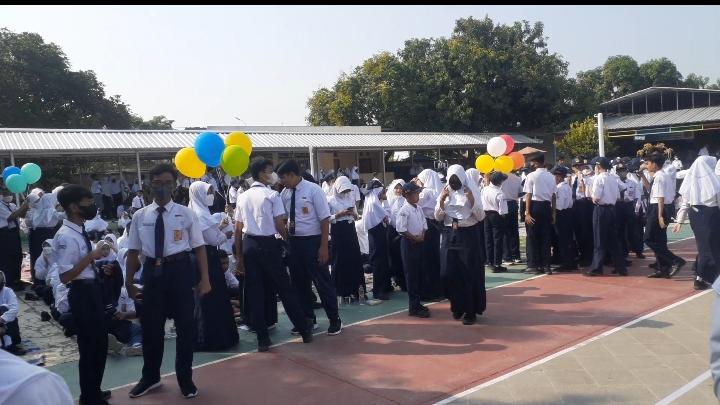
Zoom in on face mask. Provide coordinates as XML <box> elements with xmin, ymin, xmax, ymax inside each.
<box><xmin>152</xmin><ymin>185</ymin><xmax>173</xmax><ymax>201</ymax></box>
<box><xmin>270</xmin><ymin>172</ymin><xmax>279</xmax><ymax>185</ymax></box>
<box><xmin>205</xmin><ymin>194</ymin><xmax>215</xmax><ymax>206</ymax></box>
<box><xmin>2</xmin><ymin>196</ymin><xmax>13</xmax><ymax>203</ymax></box>
<box><xmin>43</xmin><ymin>247</ymin><xmax>54</xmax><ymax>255</ymax></box>
<box><xmin>78</xmin><ymin>203</ymin><xmax>98</xmax><ymax>221</ymax></box>
<box><xmin>582</xmin><ymin>169</ymin><xmax>592</xmax><ymax>176</ymax></box>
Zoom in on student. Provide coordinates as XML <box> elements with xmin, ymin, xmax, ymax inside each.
<box><xmin>228</xmin><ymin>180</ymin><xmax>239</xmax><ymax>210</ymax></box>
<box><xmin>131</xmin><ymin>190</ymin><xmax>145</xmax><ymax>214</ymax></box>
<box><xmin>523</xmin><ymin>155</ymin><xmax>557</xmax><ymax>275</ymax></box>
<box><xmin>54</xmin><ymin>184</ymin><xmax>111</xmax><ymax>405</ymax></box>
<box><xmin>0</xmin><ymin>271</ymin><xmax>23</xmax><ymax>356</ymax></box>
<box><xmin>386</xmin><ymin>179</ymin><xmax>407</xmax><ymax>291</ymax></box>
<box><xmin>327</xmin><ymin>176</ymin><xmax>364</xmax><ymax>301</ymax></box>
<box><xmin>585</xmin><ymin>157</ymin><xmax>627</xmax><ymax>277</ymax></box>
<box><xmin>188</xmin><ymin>181</ymin><xmax>239</xmax><ymax>351</ymax></box>
<box><xmin>552</xmin><ymin>166</ymin><xmax>577</xmax><ymax>271</ymax></box>
<box><xmin>571</xmin><ymin>160</ymin><xmax>594</xmax><ymax>266</ymax></box>
<box><xmin>361</xmin><ymin>180</ymin><xmax>391</xmax><ymax>300</ymax></box>
<box><xmin>235</xmin><ymin>158</ymin><xmax>313</xmax><ymax>352</ymax></box>
<box><xmin>640</xmin><ymin>152</ymin><xmax>686</xmax><ymax>278</ymax></box>
<box><xmin>106</xmin><ymin>286</ymin><xmax>143</xmax><ymax>357</ymax></box>
<box><xmin>673</xmin><ymin>155</ymin><xmax>720</xmax><ymax>289</ymax></box>
<box><xmin>481</xmin><ymin>172</ymin><xmax>508</xmax><ymax>273</ymax></box>
<box><xmin>615</xmin><ymin>164</ymin><xmax>642</xmax><ymax>258</ymax></box>
<box><xmin>28</xmin><ymin>190</ymin><xmax>63</xmax><ymax>283</ymax></box>
<box><xmin>395</xmin><ymin>182</ymin><xmax>429</xmax><ymax>317</ymax></box>
<box><xmin>0</xmin><ymin>187</ymin><xmax>28</xmax><ymax>288</ymax></box>
<box><xmin>278</xmin><ymin>159</ymin><xmax>343</xmax><ymax>336</ymax></box>
<box><xmin>414</xmin><ymin>169</ymin><xmax>444</xmax><ymax>300</ymax></box>
<box><xmin>435</xmin><ymin>165</ymin><xmax>485</xmax><ymax>324</ymax></box>
<box><xmin>500</xmin><ymin>170</ymin><xmax>523</xmax><ymax>265</ymax></box>
<box><xmin>125</xmin><ymin>164</ymin><xmax>211</xmax><ymax>399</ymax></box>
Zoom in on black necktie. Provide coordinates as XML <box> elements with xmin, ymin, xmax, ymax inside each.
<box><xmin>154</xmin><ymin>206</ymin><xmax>165</xmax><ymax>276</ymax></box>
<box><xmin>289</xmin><ymin>188</ymin><xmax>296</xmax><ymax>235</ymax></box>
<box><xmin>572</xmin><ymin>177</ymin><xmax>578</xmax><ymax>200</ymax></box>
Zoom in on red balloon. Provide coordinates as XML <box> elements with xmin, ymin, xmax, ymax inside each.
<box><xmin>500</xmin><ymin>134</ymin><xmax>515</xmax><ymax>155</ymax></box>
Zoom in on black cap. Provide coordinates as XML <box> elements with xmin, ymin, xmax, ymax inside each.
<box><xmin>591</xmin><ymin>156</ymin><xmax>611</xmax><ymax>170</ymax></box>
<box><xmin>490</xmin><ymin>172</ymin><xmax>508</xmax><ymax>184</ymax></box>
<box><xmin>365</xmin><ymin>179</ymin><xmax>384</xmax><ymax>191</ymax></box>
<box><xmin>322</xmin><ymin>173</ymin><xmax>336</xmax><ymax>182</ymax></box>
<box><xmin>402</xmin><ymin>182</ymin><xmax>421</xmax><ymax>194</ymax></box>
<box><xmin>552</xmin><ymin>166</ymin><xmax>569</xmax><ymax>176</ymax></box>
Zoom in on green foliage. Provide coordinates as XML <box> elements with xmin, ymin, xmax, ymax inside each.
<box><xmin>555</xmin><ymin>117</ymin><xmax>616</xmax><ymax>158</ymax></box>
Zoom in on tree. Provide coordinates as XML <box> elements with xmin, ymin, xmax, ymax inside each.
<box><xmin>555</xmin><ymin>116</ymin><xmax>616</xmax><ymax>159</ymax></box>
<box><xmin>639</xmin><ymin>58</ymin><xmax>682</xmax><ymax>87</ymax></box>
<box><xmin>683</xmin><ymin>73</ymin><xmax>710</xmax><ymax>89</ymax></box>
<box><xmin>602</xmin><ymin>55</ymin><xmax>644</xmax><ymax>99</ymax></box>
<box><xmin>131</xmin><ymin>115</ymin><xmax>175</xmax><ymax>130</ymax></box>
<box><xmin>0</xmin><ymin>28</ymin><xmax>171</xmax><ymax>129</ymax></box>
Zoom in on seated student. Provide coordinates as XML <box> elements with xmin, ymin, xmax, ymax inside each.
<box><xmin>34</xmin><ymin>239</ymin><xmax>57</xmax><ymax>306</ymax></box>
<box><xmin>107</xmin><ymin>286</ymin><xmax>143</xmax><ymax>357</ymax></box>
<box><xmin>0</xmin><ymin>271</ymin><xmax>24</xmax><ymax>355</ymax></box>
<box><xmin>117</xmin><ymin>211</ymin><xmax>131</xmax><ymax>234</ymax></box>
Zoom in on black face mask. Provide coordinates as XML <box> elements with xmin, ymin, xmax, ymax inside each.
<box><xmin>78</xmin><ymin>203</ymin><xmax>98</xmax><ymax>220</ymax></box>
<box><xmin>152</xmin><ymin>185</ymin><xmax>173</xmax><ymax>202</ymax></box>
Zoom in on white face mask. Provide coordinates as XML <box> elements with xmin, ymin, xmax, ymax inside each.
<box><xmin>270</xmin><ymin>172</ymin><xmax>279</xmax><ymax>185</ymax></box>
<box><xmin>43</xmin><ymin>247</ymin><xmax>54</xmax><ymax>255</ymax></box>
<box><xmin>582</xmin><ymin>169</ymin><xmax>592</xmax><ymax>176</ymax></box>
<box><xmin>206</xmin><ymin>194</ymin><xmax>215</xmax><ymax>206</ymax></box>
<box><xmin>3</xmin><ymin>196</ymin><xmax>13</xmax><ymax>203</ymax></box>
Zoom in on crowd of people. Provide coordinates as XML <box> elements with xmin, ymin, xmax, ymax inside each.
<box><xmin>0</xmin><ymin>147</ymin><xmax>719</xmax><ymax>404</ymax></box>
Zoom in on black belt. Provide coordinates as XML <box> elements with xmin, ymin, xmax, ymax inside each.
<box><xmin>532</xmin><ymin>200</ymin><xmax>551</xmax><ymax>205</ymax></box>
<box><xmin>289</xmin><ymin>235</ymin><xmax>319</xmax><ymax>240</ymax></box>
<box><xmin>597</xmin><ymin>204</ymin><xmax>614</xmax><ymax>207</ymax></box>
<box><xmin>0</xmin><ymin>227</ymin><xmax>18</xmax><ymax>232</ymax></box>
<box><xmin>148</xmin><ymin>251</ymin><xmax>190</xmax><ymax>264</ymax></box>
<box><xmin>70</xmin><ymin>278</ymin><xmax>98</xmax><ymax>287</ymax></box>
<box><xmin>246</xmin><ymin>234</ymin><xmax>277</xmax><ymax>241</ymax></box>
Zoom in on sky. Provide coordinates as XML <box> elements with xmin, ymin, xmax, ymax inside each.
<box><xmin>1</xmin><ymin>5</ymin><xmax>718</xmax><ymax>128</ymax></box>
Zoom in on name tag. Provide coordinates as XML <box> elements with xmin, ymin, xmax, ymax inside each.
<box><xmin>174</xmin><ymin>230</ymin><xmax>183</xmax><ymax>242</ymax></box>
<box><xmin>302</xmin><ymin>206</ymin><xmax>310</xmax><ymax>215</ymax></box>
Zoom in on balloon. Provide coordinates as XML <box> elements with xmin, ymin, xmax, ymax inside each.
<box><xmin>221</xmin><ymin>145</ymin><xmax>250</xmax><ymax>177</ymax></box>
<box><xmin>487</xmin><ymin>137</ymin><xmax>507</xmax><ymax>157</ymax></box>
<box><xmin>494</xmin><ymin>155</ymin><xmax>514</xmax><ymax>174</ymax></box>
<box><xmin>475</xmin><ymin>155</ymin><xmax>495</xmax><ymax>174</ymax></box>
<box><xmin>2</xmin><ymin>166</ymin><xmax>20</xmax><ymax>182</ymax></box>
<box><xmin>20</xmin><ymin>163</ymin><xmax>42</xmax><ymax>184</ymax></box>
<box><xmin>225</xmin><ymin>131</ymin><xmax>253</xmax><ymax>155</ymax></box>
<box><xmin>175</xmin><ymin>147</ymin><xmax>206</xmax><ymax>179</ymax></box>
<box><xmin>508</xmin><ymin>152</ymin><xmax>525</xmax><ymax>170</ymax></box>
<box><xmin>6</xmin><ymin>174</ymin><xmax>27</xmax><ymax>194</ymax></box>
<box><xmin>194</xmin><ymin>132</ymin><xmax>225</xmax><ymax>167</ymax></box>
<box><xmin>500</xmin><ymin>134</ymin><xmax>515</xmax><ymax>155</ymax></box>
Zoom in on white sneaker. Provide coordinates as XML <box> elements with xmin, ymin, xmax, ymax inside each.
<box><xmin>501</xmin><ymin>261</ymin><xmax>514</xmax><ymax>266</ymax></box>
<box><xmin>107</xmin><ymin>334</ymin><xmax>124</xmax><ymax>355</ymax></box>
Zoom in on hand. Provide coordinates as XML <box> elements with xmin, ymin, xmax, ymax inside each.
<box><xmin>197</xmin><ymin>278</ymin><xmax>211</xmax><ymax>296</ymax></box>
<box><xmin>101</xmin><ymin>264</ymin><xmax>115</xmax><ymax>276</ymax></box>
<box><xmin>234</xmin><ymin>259</ymin><xmax>245</xmax><ymax>276</ymax></box>
<box><xmin>318</xmin><ymin>244</ymin><xmax>329</xmax><ymax>265</ymax></box>
<box><xmin>659</xmin><ymin>217</ymin><xmax>667</xmax><ymax>229</ymax></box>
<box><xmin>91</xmin><ymin>241</ymin><xmax>107</xmax><ymax>260</ymax></box>
<box><xmin>221</xmin><ymin>217</ymin><xmax>230</xmax><ymax>228</ymax></box>
<box><xmin>439</xmin><ymin>186</ymin><xmax>450</xmax><ymax>201</ymax></box>
<box><xmin>126</xmin><ymin>284</ymin><xmax>142</xmax><ymax>301</ymax></box>
<box><xmin>551</xmin><ymin>213</ymin><xmax>556</xmax><ymax>225</ymax></box>
<box><xmin>525</xmin><ymin>213</ymin><xmax>535</xmax><ymax>225</ymax></box>
<box><xmin>672</xmin><ymin>223</ymin><xmax>682</xmax><ymax>233</ymax></box>
<box><xmin>113</xmin><ymin>312</ymin><xmax>127</xmax><ymax>321</ymax></box>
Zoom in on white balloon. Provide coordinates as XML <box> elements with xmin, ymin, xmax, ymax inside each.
<box><xmin>487</xmin><ymin>137</ymin><xmax>507</xmax><ymax>158</ymax></box>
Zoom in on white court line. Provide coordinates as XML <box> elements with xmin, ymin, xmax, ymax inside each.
<box><xmin>107</xmin><ymin>273</ymin><xmax>547</xmax><ymax>391</ymax></box>
<box><xmin>434</xmin><ymin>288</ymin><xmax>711</xmax><ymax>405</ymax></box>
<box><xmin>655</xmin><ymin>369</ymin><xmax>712</xmax><ymax>405</ymax></box>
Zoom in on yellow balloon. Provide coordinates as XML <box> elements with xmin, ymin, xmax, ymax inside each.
<box><xmin>475</xmin><ymin>154</ymin><xmax>495</xmax><ymax>174</ymax></box>
<box><xmin>175</xmin><ymin>147</ymin><xmax>206</xmax><ymax>178</ymax></box>
<box><xmin>225</xmin><ymin>131</ymin><xmax>252</xmax><ymax>155</ymax></box>
<box><xmin>494</xmin><ymin>155</ymin><xmax>514</xmax><ymax>174</ymax></box>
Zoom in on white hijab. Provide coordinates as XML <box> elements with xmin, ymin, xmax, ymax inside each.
<box><xmin>360</xmin><ymin>184</ymin><xmax>387</xmax><ymax>231</ymax></box>
<box><xmin>386</xmin><ymin>179</ymin><xmax>406</xmax><ymax>208</ymax></box>
<box><xmin>102</xmin><ymin>234</ymin><xmax>118</xmax><ymax>262</ymax></box>
<box><xmin>84</xmin><ymin>211</ymin><xmax>108</xmax><ymax>233</ymax></box>
<box><xmin>117</xmin><ymin>226</ymin><xmax>129</xmax><ymax>250</ymax></box>
<box><xmin>418</xmin><ymin>169</ymin><xmax>443</xmax><ymax>196</ymax></box>
<box><xmin>188</xmin><ymin>181</ymin><xmax>215</xmax><ymax>231</ymax></box>
<box><xmin>329</xmin><ymin>176</ymin><xmax>356</xmax><ymax>212</ymax></box>
<box><xmin>444</xmin><ymin>164</ymin><xmax>482</xmax><ymax>220</ymax></box>
<box><xmin>465</xmin><ymin>168</ymin><xmax>482</xmax><ymax>188</ymax></box>
<box><xmin>678</xmin><ymin>155</ymin><xmax>720</xmax><ymax>207</ymax></box>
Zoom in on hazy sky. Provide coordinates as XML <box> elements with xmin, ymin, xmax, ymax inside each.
<box><xmin>2</xmin><ymin>5</ymin><xmax>718</xmax><ymax>128</ymax></box>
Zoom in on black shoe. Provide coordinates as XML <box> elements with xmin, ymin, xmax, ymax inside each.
<box><xmin>545</xmin><ymin>267</ymin><xmax>553</xmax><ymax>275</ymax></box>
<box><xmin>291</xmin><ymin>321</ymin><xmax>317</xmax><ymax>336</ymax></box>
<box><xmin>491</xmin><ymin>266</ymin><xmax>507</xmax><ymax>273</ymax></box>
<box><xmin>6</xmin><ymin>345</ymin><xmax>26</xmax><ymax>356</ymax></box>
<box><xmin>584</xmin><ymin>270</ymin><xmax>603</xmax><ymax>277</ymax></box>
<box><xmin>647</xmin><ymin>270</ymin><xmax>670</xmax><ymax>279</ymax></box>
<box><xmin>694</xmin><ymin>279</ymin><xmax>710</xmax><ymax>290</ymax></box>
<box><xmin>616</xmin><ymin>269</ymin><xmax>628</xmax><ymax>276</ymax></box>
<box><xmin>523</xmin><ymin>267</ymin><xmax>537</xmax><ymax>274</ymax></box>
<box><xmin>258</xmin><ymin>339</ymin><xmax>272</xmax><ymax>352</ymax></box>
<box><xmin>179</xmin><ymin>380</ymin><xmax>198</xmax><ymax>399</ymax></box>
<box><xmin>669</xmin><ymin>259</ymin><xmax>687</xmax><ymax>277</ymax></box>
<box><xmin>312</xmin><ymin>302</ymin><xmax>324</xmax><ymax>309</ymax></box>
<box><xmin>128</xmin><ymin>378</ymin><xmax>162</xmax><ymax>398</ymax></box>
<box><xmin>300</xmin><ymin>329</ymin><xmax>313</xmax><ymax>343</ymax></box>
<box><xmin>327</xmin><ymin>319</ymin><xmax>343</xmax><ymax>336</ymax></box>
<box><xmin>649</xmin><ymin>262</ymin><xmax>658</xmax><ymax>269</ymax></box>
<box><xmin>452</xmin><ymin>312</ymin><xmax>463</xmax><ymax>320</ymax></box>
<box><xmin>40</xmin><ymin>311</ymin><xmax>51</xmax><ymax>322</ymax></box>
<box><xmin>535</xmin><ymin>268</ymin><xmax>546</xmax><ymax>275</ymax></box>
<box><xmin>102</xmin><ymin>390</ymin><xmax>111</xmax><ymax>400</ymax></box>
<box><xmin>409</xmin><ymin>306</ymin><xmax>430</xmax><ymax>318</ymax></box>
<box><xmin>635</xmin><ymin>252</ymin><xmax>646</xmax><ymax>259</ymax></box>
<box><xmin>462</xmin><ymin>315</ymin><xmax>476</xmax><ymax>325</ymax></box>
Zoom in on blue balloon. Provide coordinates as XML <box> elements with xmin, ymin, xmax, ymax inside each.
<box><xmin>2</xmin><ymin>166</ymin><xmax>20</xmax><ymax>182</ymax></box>
<box><xmin>194</xmin><ymin>132</ymin><xmax>224</xmax><ymax>168</ymax></box>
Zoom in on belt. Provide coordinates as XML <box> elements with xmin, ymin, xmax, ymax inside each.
<box><xmin>334</xmin><ymin>219</ymin><xmax>354</xmax><ymax>224</ymax></box>
<box><xmin>289</xmin><ymin>235</ymin><xmax>320</xmax><ymax>240</ymax></box>
<box><xmin>69</xmin><ymin>278</ymin><xmax>98</xmax><ymax>287</ymax></box>
<box><xmin>597</xmin><ymin>204</ymin><xmax>614</xmax><ymax>207</ymax></box>
<box><xmin>0</xmin><ymin>227</ymin><xmax>18</xmax><ymax>232</ymax></box>
<box><xmin>246</xmin><ymin>234</ymin><xmax>277</xmax><ymax>241</ymax></box>
<box><xmin>148</xmin><ymin>251</ymin><xmax>190</xmax><ymax>264</ymax></box>
<box><xmin>532</xmin><ymin>200</ymin><xmax>551</xmax><ymax>204</ymax></box>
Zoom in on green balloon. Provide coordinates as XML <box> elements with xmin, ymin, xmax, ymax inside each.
<box><xmin>21</xmin><ymin>163</ymin><xmax>42</xmax><ymax>184</ymax></box>
<box><xmin>221</xmin><ymin>145</ymin><xmax>249</xmax><ymax>177</ymax></box>
<box><xmin>6</xmin><ymin>174</ymin><xmax>28</xmax><ymax>194</ymax></box>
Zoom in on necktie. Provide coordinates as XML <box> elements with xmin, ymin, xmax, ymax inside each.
<box><xmin>289</xmin><ymin>188</ymin><xmax>296</xmax><ymax>235</ymax></box>
<box><xmin>572</xmin><ymin>177</ymin><xmax>578</xmax><ymax>200</ymax></box>
<box><xmin>154</xmin><ymin>206</ymin><xmax>165</xmax><ymax>276</ymax></box>
<box><xmin>81</xmin><ymin>226</ymin><xmax>98</xmax><ymax>277</ymax></box>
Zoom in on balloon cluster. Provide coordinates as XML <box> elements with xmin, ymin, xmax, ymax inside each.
<box><xmin>2</xmin><ymin>163</ymin><xmax>42</xmax><ymax>193</ymax></box>
<box><xmin>475</xmin><ymin>134</ymin><xmax>524</xmax><ymax>174</ymax></box>
<box><xmin>175</xmin><ymin>131</ymin><xmax>253</xmax><ymax>178</ymax></box>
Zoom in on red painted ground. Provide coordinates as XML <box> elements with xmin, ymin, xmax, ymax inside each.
<box><xmin>109</xmin><ymin>239</ymin><xmax>699</xmax><ymax>405</ymax></box>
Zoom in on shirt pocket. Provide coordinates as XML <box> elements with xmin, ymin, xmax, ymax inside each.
<box><xmin>171</xmin><ymin>217</ymin><xmax>186</xmax><ymax>244</ymax></box>
<box><xmin>300</xmin><ymin>198</ymin><xmax>313</xmax><ymax>217</ymax></box>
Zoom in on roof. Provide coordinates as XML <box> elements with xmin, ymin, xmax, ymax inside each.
<box><xmin>604</xmin><ymin>105</ymin><xmax>720</xmax><ymax>130</ymax></box>
<box><xmin>206</xmin><ymin>125</ymin><xmax>382</xmax><ymax>133</ymax></box>
<box><xmin>0</xmin><ymin>128</ymin><xmax>540</xmax><ymax>155</ymax></box>
<box><xmin>600</xmin><ymin>86</ymin><xmax>720</xmax><ymax>107</ymax></box>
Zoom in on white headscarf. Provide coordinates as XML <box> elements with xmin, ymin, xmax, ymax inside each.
<box><xmin>117</xmin><ymin>226</ymin><xmax>129</xmax><ymax>250</ymax></box>
<box><xmin>328</xmin><ymin>176</ymin><xmax>356</xmax><ymax>213</ymax></box>
<box><xmin>678</xmin><ymin>156</ymin><xmax>720</xmax><ymax>207</ymax></box>
<box><xmin>102</xmin><ymin>234</ymin><xmax>118</xmax><ymax>262</ymax></box>
<box><xmin>386</xmin><ymin>179</ymin><xmax>406</xmax><ymax>208</ymax></box>
<box><xmin>444</xmin><ymin>164</ymin><xmax>483</xmax><ymax>220</ymax></box>
<box><xmin>465</xmin><ymin>168</ymin><xmax>482</xmax><ymax>188</ymax></box>
<box><xmin>360</xmin><ymin>183</ymin><xmax>387</xmax><ymax>231</ymax></box>
<box><xmin>188</xmin><ymin>181</ymin><xmax>215</xmax><ymax>231</ymax></box>
<box><xmin>417</xmin><ymin>169</ymin><xmax>443</xmax><ymax>195</ymax></box>
<box><xmin>84</xmin><ymin>211</ymin><xmax>108</xmax><ymax>233</ymax></box>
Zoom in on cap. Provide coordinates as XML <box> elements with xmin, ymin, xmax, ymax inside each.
<box><xmin>551</xmin><ymin>165</ymin><xmax>569</xmax><ymax>176</ymax></box>
<box><xmin>402</xmin><ymin>182</ymin><xmax>421</xmax><ymax>194</ymax></box>
<box><xmin>490</xmin><ymin>172</ymin><xmax>508</xmax><ymax>183</ymax></box>
<box><xmin>591</xmin><ymin>156</ymin><xmax>611</xmax><ymax>170</ymax></box>
<box><xmin>365</xmin><ymin>179</ymin><xmax>384</xmax><ymax>191</ymax></box>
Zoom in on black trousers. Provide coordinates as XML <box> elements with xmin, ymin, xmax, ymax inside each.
<box><xmin>590</xmin><ymin>205</ymin><xmax>625</xmax><ymax>272</ymax></box>
<box><xmin>526</xmin><ymin>201</ymin><xmax>552</xmax><ymax>269</ymax></box>
<box><xmin>628</xmin><ymin>204</ymin><xmax>645</xmax><ymax>255</ymax></box>
<box><xmin>244</xmin><ymin>236</ymin><xmax>308</xmax><ymax>342</ymax></box>
<box><xmin>484</xmin><ymin>211</ymin><xmax>505</xmax><ymax>267</ymax></box>
<box><xmin>68</xmin><ymin>282</ymin><xmax>108</xmax><ymax>404</ymax></box>
<box><xmin>616</xmin><ymin>201</ymin><xmax>635</xmax><ymax>256</ymax></box>
<box><xmin>644</xmin><ymin>204</ymin><xmax>683</xmax><ymax>272</ymax></box>
<box><xmin>387</xmin><ymin>226</ymin><xmax>406</xmax><ymax>290</ymax></box>
<box><xmin>573</xmin><ymin>199</ymin><xmax>594</xmax><ymax>263</ymax></box>
<box><xmin>0</xmin><ymin>228</ymin><xmax>22</xmax><ymax>285</ymax></box>
<box><xmin>554</xmin><ymin>209</ymin><xmax>576</xmax><ymax>268</ymax></box>
<box><xmin>441</xmin><ymin>226</ymin><xmax>486</xmax><ymax>316</ymax></box>
<box><xmin>368</xmin><ymin>223</ymin><xmax>390</xmax><ymax>296</ymax></box>
<box><xmin>503</xmin><ymin>200</ymin><xmax>521</xmax><ymax>261</ymax></box>
<box><xmin>688</xmin><ymin>205</ymin><xmax>720</xmax><ymax>284</ymax></box>
<box><xmin>0</xmin><ymin>305</ymin><xmax>20</xmax><ymax>347</ymax></box>
<box><xmin>421</xmin><ymin>219</ymin><xmax>442</xmax><ymax>299</ymax></box>
<box><xmin>30</xmin><ymin>226</ymin><xmax>56</xmax><ymax>281</ymax></box>
<box><xmin>288</xmin><ymin>235</ymin><xmax>339</xmax><ymax>322</ymax></box>
<box><xmin>140</xmin><ymin>257</ymin><xmax>196</xmax><ymax>385</ymax></box>
<box><xmin>400</xmin><ymin>237</ymin><xmax>423</xmax><ymax>309</ymax></box>
<box><xmin>102</xmin><ymin>195</ymin><xmax>114</xmax><ymax>219</ymax></box>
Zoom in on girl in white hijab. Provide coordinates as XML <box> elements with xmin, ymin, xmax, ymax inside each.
<box><xmin>327</xmin><ymin>176</ymin><xmax>365</xmax><ymax>300</ymax></box>
<box><xmin>361</xmin><ymin>180</ymin><xmax>392</xmax><ymax>300</ymax></box>
<box><xmin>386</xmin><ymin>179</ymin><xmax>407</xmax><ymax>291</ymax></box>
<box><xmin>673</xmin><ymin>155</ymin><xmax>720</xmax><ymax>289</ymax></box>
<box><xmin>188</xmin><ymin>181</ymin><xmax>230</xmax><ymax>246</ymax></box>
<box><xmin>413</xmin><ymin>169</ymin><xmax>444</xmax><ymax>299</ymax></box>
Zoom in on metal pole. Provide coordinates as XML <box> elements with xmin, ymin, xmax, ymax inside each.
<box><xmin>676</xmin><ymin>90</ymin><xmax>679</xmax><ymax>110</ymax></box>
<box><xmin>645</xmin><ymin>94</ymin><xmax>648</xmax><ymax>113</ymax></box>
<box><xmin>309</xmin><ymin>147</ymin><xmax>316</xmax><ymax>180</ymax></box>
<box><xmin>599</xmin><ymin>116</ymin><xmax>606</xmax><ymax>157</ymax></box>
<box><xmin>381</xmin><ymin>149</ymin><xmax>387</xmax><ymax>185</ymax></box>
<box><xmin>136</xmin><ymin>152</ymin><xmax>142</xmax><ymax>187</ymax></box>
<box><xmin>10</xmin><ymin>152</ymin><xmax>19</xmax><ymax>200</ymax></box>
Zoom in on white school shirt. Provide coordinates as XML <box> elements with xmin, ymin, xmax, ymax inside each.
<box><xmin>0</xmin><ymin>287</ymin><xmax>19</xmax><ymax>324</ymax></box>
<box><xmin>327</xmin><ymin>195</ymin><xmax>358</xmax><ymax>223</ymax></box>
<box><xmin>501</xmin><ymin>173</ymin><xmax>522</xmax><ymax>201</ymax></box>
<box><xmin>131</xmin><ymin>195</ymin><xmax>145</xmax><ymax>209</ymax></box>
<box><xmin>54</xmin><ymin>220</ymin><xmax>96</xmax><ymax>280</ymax></box>
<box><xmin>351</xmin><ymin>184</ymin><xmax>362</xmax><ymax>202</ymax></box>
<box><xmin>417</xmin><ymin>188</ymin><xmax>438</xmax><ymax>219</ymax></box>
<box><xmin>583</xmin><ymin>175</ymin><xmax>595</xmax><ymax>198</ymax></box>
<box><xmin>435</xmin><ymin>196</ymin><xmax>484</xmax><ymax>228</ymax></box>
<box><xmin>389</xmin><ymin>196</ymin><xmax>406</xmax><ymax>227</ymax></box>
<box><xmin>115</xmin><ymin>287</ymin><xmax>136</xmax><ymax>314</ymax></box>
<box><xmin>109</xmin><ymin>180</ymin><xmax>121</xmax><ymax>195</ymax></box>
<box><xmin>0</xmin><ymin>201</ymin><xmax>18</xmax><ymax>229</ymax></box>
<box><xmin>91</xmin><ymin>181</ymin><xmax>102</xmax><ymax>195</ymax></box>
<box><xmin>621</xmin><ymin>178</ymin><xmax>639</xmax><ymax>202</ymax></box>
<box><xmin>591</xmin><ymin>172</ymin><xmax>621</xmax><ymax>205</ymax></box>
<box><xmin>235</xmin><ymin>182</ymin><xmax>286</xmax><ymax>237</ymax></box>
<box><xmin>228</xmin><ymin>186</ymin><xmax>238</xmax><ymax>204</ymax></box>
<box><xmin>481</xmin><ymin>184</ymin><xmax>508</xmax><ymax>214</ymax></box>
<box><xmin>650</xmin><ymin>171</ymin><xmax>670</xmax><ymax>204</ymax></box>
<box><xmin>280</xmin><ymin>179</ymin><xmax>331</xmax><ymax>237</ymax></box>
<box><xmin>555</xmin><ymin>182</ymin><xmax>573</xmax><ymax>210</ymax></box>
<box><xmin>523</xmin><ymin>168</ymin><xmax>556</xmax><ymax>202</ymax></box>
<box><xmin>0</xmin><ymin>349</ymin><xmax>74</xmax><ymax>405</ymax></box>
<box><xmin>127</xmin><ymin>201</ymin><xmax>205</xmax><ymax>258</ymax></box>
<box><xmin>395</xmin><ymin>202</ymin><xmax>427</xmax><ymax>237</ymax></box>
